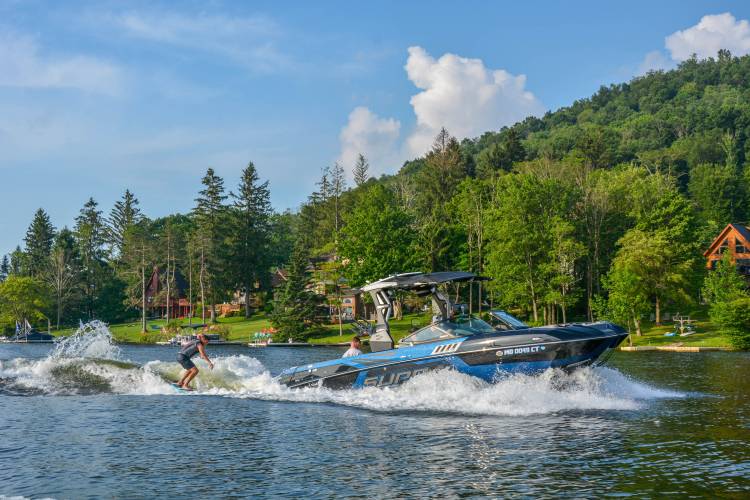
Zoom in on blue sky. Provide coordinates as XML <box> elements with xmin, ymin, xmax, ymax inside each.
<box><xmin>2</xmin><ymin>0</ymin><xmax>750</xmax><ymax>256</ymax></box>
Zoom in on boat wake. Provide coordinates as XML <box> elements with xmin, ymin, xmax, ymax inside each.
<box><xmin>0</xmin><ymin>322</ymin><xmax>682</xmax><ymax>415</ymax></box>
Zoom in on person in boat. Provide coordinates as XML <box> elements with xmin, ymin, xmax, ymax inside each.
<box><xmin>342</xmin><ymin>336</ymin><xmax>362</xmax><ymax>358</ymax></box>
<box><xmin>176</xmin><ymin>333</ymin><xmax>214</xmax><ymax>389</ymax></box>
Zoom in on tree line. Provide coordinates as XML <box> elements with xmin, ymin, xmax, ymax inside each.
<box><xmin>0</xmin><ymin>163</ymin><xmax>289</xmax><ymax>334</ymax></box>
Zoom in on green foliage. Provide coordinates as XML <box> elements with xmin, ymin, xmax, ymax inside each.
<box><xmin>23</xmin><ymin>208</ymin><xmax>56</xmax><ymax>277</ymax></box>
<box><xmin>484</xmin><ymin>173</ymin><xmax>576</xmax><ymax>321</ymax></box>
<box><xmin>270</xmin><ymin>243</ymin><xmax>324</xmax><ymax>341</ymax></box>
<box><xmin>339</xmin><ymin>184</ymin><xmax>417</xmax><ymax>286</ymax></box>
<box><xmin>0</xmin><ymin>255</ymin><xmax>8</xmax><ymax>282</ymax></box>
<box><xmin>702</xmin><ymin>254</ymin><xmax>748</xmax><ymax>304</ymax></box>
<box><xmin>710</xmin><ymin>298</ymin><xmax>750</xmax><ymax>349</ymax></box>
<box><xmin>192</xmin><ymin>167</ymin><xmax>229</xmax><ymax>316</ymax></box>
<box><xmin>107</xmin><ymin>189</ymin><xmax>143</xmax><ymax>257</ymax></box>
<box><xmin>0</xmin><ymin>276</ymin><xmax>50</xmax><ymax>329</ymax></box>
<box><xmin>75</xmin><ymin>198</ymin><xmax>113</xmax><ymax>320</ymax></box>
<box><xmin>226</xmin><ymin>162</ymin><xmax>272</xmax><ymax>317</ymax></box>
<box><xmin>353</xmin><ymin>153</ymin><xmax>370</xmax><ymax>187</ymax></box>
<box><xmin>688</xmin><ymin>163</ymin><xmax>745</xmax><ymax>227</ymax></box>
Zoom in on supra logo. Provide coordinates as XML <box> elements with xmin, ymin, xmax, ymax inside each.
<box><xmin>363</xmin><ymin>367</ymin><xmax>431</xmax><ymax>387</ymax></box>
<box><xmin>431</xmin><ymin>342</ymin><xmax>462</xmax><ymax>355</ymax></box>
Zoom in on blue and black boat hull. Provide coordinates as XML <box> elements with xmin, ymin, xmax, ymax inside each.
<box><xmin>276</xmin><ymin>322</ymin><xmax>628</xmax><ymax>390</ymax></box>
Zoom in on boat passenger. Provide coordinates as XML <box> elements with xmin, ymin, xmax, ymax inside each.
<box><xmin>176</xmin><ymin>333</ymin><xmax>214</xmax><ymax>389</ymax></box>
<box><xmin>342</xmin><ymin>336</ymin><xmax>362</xmax><ymax>358</ymax></box>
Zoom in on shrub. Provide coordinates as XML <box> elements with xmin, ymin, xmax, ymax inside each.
<box><xmin>710</xmin><ymin>297</ymin><xmax>750</xmax><ymax>350</ymax></box>
<box><xmin>162</xmin><ymin>320</ymin><xmax>182</xmax><ymax>333</ymax></box>
<box><xmin>205</xmin><ymin>323</ymin><xmax>230</xmax><ymax>340</ymax></box>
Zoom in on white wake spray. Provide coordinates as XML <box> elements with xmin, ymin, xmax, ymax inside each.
<box><xmin>1</xmin><ymin>321</ymin><xmax>683</xmax><ymax>414</ymax></box>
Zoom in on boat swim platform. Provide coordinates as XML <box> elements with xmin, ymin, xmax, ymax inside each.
<box><xmin>619</xmin><ymin>345</ymin><xmax>732</xmax><ymax>352</ymax></box>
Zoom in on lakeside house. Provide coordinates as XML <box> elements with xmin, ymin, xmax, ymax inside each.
<box><xmin>145</xmin><ymin>267</ymin><xmax>192</xmax><ymax>319</ymax></box>
<box><xmin>704</xmin><ymin>223</ymin><xmax>750</xmax><ymax>276</ymax></box>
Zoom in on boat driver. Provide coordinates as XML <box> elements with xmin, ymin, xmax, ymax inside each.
<box><xmin>342</xmin><ymin>336</ymin><xmax>363</xmax><ymax>358</ymax></box>
<box><xmin>176</xmin><ymin>333</ymin><xmax>214</xmax><ymax>389</ymax></box>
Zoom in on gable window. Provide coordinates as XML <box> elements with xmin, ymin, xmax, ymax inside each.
<box><xmin>737</xmin><ymin>242</ymin><xmax>748</xmax><ymax>254</ymax></box>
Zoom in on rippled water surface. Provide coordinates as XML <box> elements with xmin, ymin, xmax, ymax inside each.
<box><xmin>1</xmin><ymin>325</ymin><xmax>748</xmax><ymax>498</ymax></box>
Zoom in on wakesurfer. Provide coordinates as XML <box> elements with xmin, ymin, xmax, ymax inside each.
<box><xmin>175</xmin><ymin>333</ymin><xmax>214</xmax><ymax>389</ymax></box>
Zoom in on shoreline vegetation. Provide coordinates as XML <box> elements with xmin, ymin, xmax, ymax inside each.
<box><xmin>46</xmin><ymin>311</ymin><xmax>737</xmax><ymax>349</ymax></box>
<box><xmin>3</xmin><ymin>53</ymin><xmax>750</xmax><ymax>350</ymax></box>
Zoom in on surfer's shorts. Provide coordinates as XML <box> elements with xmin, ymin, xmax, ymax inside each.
<box><xmin>177</xmin><ymin>353</ymin><xmax>196</xmax><ymax>370</ymax></box>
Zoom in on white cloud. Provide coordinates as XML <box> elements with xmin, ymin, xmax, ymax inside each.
<box><xmin>404</xmin><ymin>46</ymin><xmax>544</xmax><ymax>156</ymax></box>
<box><xmin>665</xmin><ymin>12</ymin><xmax>750</xmax><ymax>61</ymax></box>
<box><xmin>338</xmin><ymin>106</ymin><xmax>401</xmax><ymax>177</ymax></box>
<box><xmin>636</xmin><ymin>50</ymin><xmax>674</xmax><ymax>76</ymax></box>
<box><xmin>113</xmin><ymin>11</ymin><xmax>291</xmax><ymax>73</ymax></box>
<box><xmin>0</xmin><ymin>31</ymin><xmax>121</xmax><ymax>94</ymax></box>
<box><xmin>337</xmin><ymin>47</ymin><xmax>545</xmax><ymax>172</ymax></box>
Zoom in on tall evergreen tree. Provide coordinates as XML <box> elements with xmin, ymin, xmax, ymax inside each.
<box><xmin>192</xmin><ymin>168</ymin><xmax>227</xmax><ymax>322</ymax></box>
<box><xmin>24</xmin><ymin>208</ymin><xmax>56</xmax><ymax>277</ymax></box>
<box><xmin>415</xmin><ymin>128</ymin><xmax>466</xmax><ymax>271</ymax></box>
<box><xmin>107</xmin><ymin>189</ymin><xmax>143</xmax><ymax>258</ymax></box>
<box><xmin>75</xmin><ymin>198</ymin><xmax>107</xmax><ymax>319</ymax></box>
<box><xmin>353</xmin><ymin>153</ymin><xmax>370</xmax><ymax>187</ymax></box>
<box><xmin>0</xmin><ymin>255</ymin><xmax>8</xmax><ymax>282</ymax></box>
<box><xmin>270</xmin><ymin>242</ymin><xmax>323</xmax><ymax>341</ymax></box>
<box><xmin>44</xmin><ymin>228</ymin><xmax>81</xmax><ymax>329</ymax></box>
<box><xmin>229</xmin><ymin>162</ymin><xmax>272</xmax><ymax>318</ymax></box>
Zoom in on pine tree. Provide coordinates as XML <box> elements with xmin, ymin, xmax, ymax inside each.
<box><xmin>0</xmin><ymin>255</ymin><xmax>9</xmax><ymax>282</ymax></box>
<box><xmin>270</xmin><ymin>242</ymin><xmax>323</xmax><ymax>341</ymax></box>
<box><xmin>24</xmin><ymin>208</ymin><xmax>56</xmax><ymax>277</ymax></box>
<box><xmin>120</xmin><ymin>221</ymin><xmax>155</xmax><ymax>333</ymax></box>
<box><xmin>108</xmin><ymin>189</ymin><xmax>143</xmax><ymax>258</ymax></box>
<box><xmin>229</xmin><ymin>162</ymin><xmax>272</xmax><ymax>318</ymax></box>
<box><xmin>415</xmin><ymin>128</ymin><xmax>465</xmax><ymax>271</ymax></box>
<box><xmin>9</xmin><ymin>246</ymin><xmax>25</xmax><ymax>276</ymax></box>
<box><xmin>75</xmin><ymin>198</ymin><xmax>107</xmax><ymax>319</ymax></box>
<box><xmin>330</xmin><ymin>162</ymin><xmax>347</xmax><ymax>241</ymax></box>
<box><xmin>44</xmin><ymin>228</ymin><xmax>81</xmax><ymax>329</ymax></box>
<box><xmin>353</xmin><ymin>153</ymin><xmax>370</xmax><ymax>187</ymax></box>
<box><xmin>192</xmin><ymin>168</ymin><xmax>227</xmax><ymax>322</ymax></box>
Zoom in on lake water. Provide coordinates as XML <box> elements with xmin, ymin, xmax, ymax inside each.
<box><xmin>1</xmin><ymin>324</ymin><xmax>748</xmax><ymax>499</ymax></box>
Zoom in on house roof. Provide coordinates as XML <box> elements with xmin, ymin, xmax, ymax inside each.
<box><xmin>703</xmin><ymin>223</ymin><xmax>750</xmax><ymax>257</ymax></box>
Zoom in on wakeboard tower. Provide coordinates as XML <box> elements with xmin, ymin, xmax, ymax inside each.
<box><xmin>276</xmin><ymin>271</ymin><xmax>628</xmax><ymax>390</ymax></box>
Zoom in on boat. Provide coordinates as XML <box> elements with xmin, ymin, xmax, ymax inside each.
<box><xmin>276</xmin><ymin>271</ymin><xmax>628</xmax><ymax>389</ymax></box>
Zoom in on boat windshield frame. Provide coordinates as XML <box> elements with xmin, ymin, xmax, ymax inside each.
<box><xmin>399</xmin><ymin>315</ymin><xmax>496</xmax><ymax>346</ymax></box>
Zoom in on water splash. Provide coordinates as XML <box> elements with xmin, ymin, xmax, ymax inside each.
<box><xmin>52</xmin><ymin>320</ymin><xmax>121</xmax><ymax>360</ymax></box>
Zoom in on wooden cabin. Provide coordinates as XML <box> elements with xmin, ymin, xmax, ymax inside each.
<box><xmin>145</xmin><ymin>267</ymin><xmax>192</xmax><ymax>319</ymax></box>
<box><xmin>703</xmin><ymin>223</ymin><xmax>750</xmax><ymax>276</ymax></box>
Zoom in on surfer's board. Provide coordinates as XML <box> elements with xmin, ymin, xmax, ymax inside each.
<box><xmin>170</xmin><ymin>382</ymin><xmax>194</xmax><ymax>392</ymax></box>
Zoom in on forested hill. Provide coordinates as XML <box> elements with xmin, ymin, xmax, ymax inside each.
<box><xmin>459</xmin><ymin>48</ymin><xmax>750</xmax><ymax>184</ymax></box>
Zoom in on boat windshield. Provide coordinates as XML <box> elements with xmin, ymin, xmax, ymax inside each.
<box><xmin>399</xmin><ymin>316</ymin><xmax>496</xmax><ymax>345</ymax></box>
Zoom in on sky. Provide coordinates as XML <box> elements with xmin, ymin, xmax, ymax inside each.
<box><xmin>2</xmin><ymin>0</ymin><xmax>750</xmax><ymax>256</ymax></box>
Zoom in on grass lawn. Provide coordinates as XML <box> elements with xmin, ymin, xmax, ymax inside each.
<box><xmin>624</xmin><ymin>310</ymin><xmax>733</xmax><ymax>348</ymax></box>
<box><xmin>52</xmin><ymin>312</ymin><xmax>432</xmax><ymax>344</ymax></box>
<box><xmin>54</xmin><ymin>315</ymin><xmax>273</xmax><ymax>343</ymax></box>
